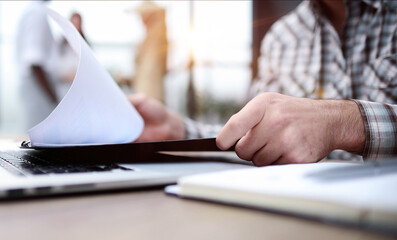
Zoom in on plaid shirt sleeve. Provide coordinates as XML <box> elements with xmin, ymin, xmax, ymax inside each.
<box><xmin>354</xmin><ymin>100</ymin><xmax>397</xmax><ymax>161</ymax></box>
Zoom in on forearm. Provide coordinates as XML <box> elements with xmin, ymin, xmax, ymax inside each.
<box><xmin>31</xmin><ymin>65</ymin><xmax>58</xmax><ymax>103</ymax></box>
<box><xmin>327</xmin><ymin>99</ymin><xmax>397</xmax><ymax>161</ymax></box>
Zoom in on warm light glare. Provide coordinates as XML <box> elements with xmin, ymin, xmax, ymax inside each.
<box><xmin>0</xmin><ymin>1</ymin><xmax>251</xmax><ymax>134</ymax></box>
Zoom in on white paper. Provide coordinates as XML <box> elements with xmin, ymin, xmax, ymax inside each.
<box><xmin>175</xmin><ymin>162</ymin><xmax>397</xmax><ymax>214</ymax></box>
<box><xmin>28</xmin><ymin>8</ymin><xmax>144</xmax><ymax>147</ymax></box>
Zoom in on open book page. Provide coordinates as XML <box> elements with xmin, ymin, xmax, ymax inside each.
<box><xmin>28</xmin><ymin>9</ymin><xmax>143</xmax><ymax>147</ymax></box>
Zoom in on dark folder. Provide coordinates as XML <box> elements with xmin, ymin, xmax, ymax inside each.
<box><xmin>20</xmin><ymin>138</ymin><xmax>235</xmax><ymax>165</ymax></box>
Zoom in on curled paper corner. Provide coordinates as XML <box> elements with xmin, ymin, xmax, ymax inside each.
<box><xmin>28</xmin><ymin>8</ymin><xmax>144</xmax><ymax>147</ymax></box>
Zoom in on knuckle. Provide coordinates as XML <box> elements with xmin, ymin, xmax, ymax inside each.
<box><xmin>234</xmin><ymin>140</ymin><xmax>250</xmax><ymax>160</ymax></box>
<box><xmin>235</xmin><ymin>150</ymin><xmax>249</xmax><ymax>161</ymax></box>
<box><xmin>252</xmin><ymin>151</ymin><xmax>266</xmax><ymax>167</ymax></box>
<box><xmin>267</xmin><ymin>115</ymin><xmax>286</xmax><ymax>130</ymax></box>
<box><xmin>216</xmin><ymin>137</ymin><xmax>228</xmax><ymax>150</ymax></box>
<box><xmin>265</xmin><ymin>92</ymin><xmax>280</xmax><ymax>99</ymax></box>
<box><xmin>251</xmin><ymin>158</ymin><xmax>262</xmax><ymax>167</ymax></box>
<box><xmin>258</xmin><ymin>92</ymin><xmax>281</xmax><ymax>104</ymax></box>
<box><xmin>235</xmin><ymin>147</ymin><xmax>250</xmax><ymax>161</ymax></box>
<box><xmin>268</xmin><ymin>112</ymin><xmax>293</xmax><ymax>131</ymax></box>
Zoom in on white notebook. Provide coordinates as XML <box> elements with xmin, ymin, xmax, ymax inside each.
<box><xmin>165</xmin><ymin>161</ymin><xmax>397</xmax><ymax>232</ymax></box>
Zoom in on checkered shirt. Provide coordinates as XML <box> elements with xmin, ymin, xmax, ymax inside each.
<box><xmin>185</xmin><ymin>0</ymin><xmax>397</xmax><ymax>162</ymax></box>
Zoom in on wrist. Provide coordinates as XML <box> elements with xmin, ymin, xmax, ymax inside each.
<box><xmin>328</xmin><ymin>100</ymin><xmax>366</xmax><ymax>153</ymax></box>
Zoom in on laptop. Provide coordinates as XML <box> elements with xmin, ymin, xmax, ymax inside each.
<box><xmin>0</xmin><ymin>138</ymin><xmax>252</xmax><ymax>199</ymax></box>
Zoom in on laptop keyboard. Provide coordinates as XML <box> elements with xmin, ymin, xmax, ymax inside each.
<box><xmin>0</xmin><ymin>150</ymin><xmax>133</xmax><ymax>176</ymax></box>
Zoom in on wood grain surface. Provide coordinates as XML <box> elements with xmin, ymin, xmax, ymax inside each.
<box><xmin>0</xmin><ymin>189</ymin><xmax>394</xmax><ymax>240</ymax></box>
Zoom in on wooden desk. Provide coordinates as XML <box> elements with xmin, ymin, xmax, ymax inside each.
<box><xmin>0</xmin><ymin>189</ymin><xmax>394</xmax><ymax>240</ymax></box>
<box><xmin>0</xmin><ymin>136</ymin><xmax>393</xmax><ymax>239</ymax></box>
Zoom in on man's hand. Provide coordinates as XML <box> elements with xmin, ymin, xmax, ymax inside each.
<box><xmin>128</xmin><ymin>94</ymin><xmax>185</xmax><ymax>142</ymax></box>
<box><xmin>216</xmin><ymin>93</ymin><xmax>365</xmax><ymax>166</ymax></box>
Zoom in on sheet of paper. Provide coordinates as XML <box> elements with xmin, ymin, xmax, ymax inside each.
<box><xmin>28</xmin><ymin>8</ymin><xmax>144</xmax><ymax>147</ymax></box>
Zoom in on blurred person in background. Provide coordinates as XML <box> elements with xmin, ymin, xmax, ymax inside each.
<box><xmin>130</xmin><ymin>1</ymin><xmax>168</xmax><ymax>103</ymax></box>
<box><xmin>129</xmin><ymin>0</ymin><xmax>397</xmax><ymax>166</ymax></box>
<box><xmin>16</xmin><ymin>0</ymin><xmax>58</xmax><ymax>129</ymax></box>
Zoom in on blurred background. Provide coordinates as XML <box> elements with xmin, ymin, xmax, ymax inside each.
<box><xmin>0</xmin><ymin>0</ymin><xmax>299</xmax><ymax>135</ymax></box>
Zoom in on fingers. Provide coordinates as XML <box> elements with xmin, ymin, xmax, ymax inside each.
<box><xmin>135</xmin><ymin>125</ymin><xmax>164</xmax><ymax>142</ymax></box>
<box><xmin>251</xmin><ymin>141</ymin><xmax>283</xmax><ymax>166</ymax></box>
<box><xmin>234</xmin><ymin>119</ymin><xmax>270</xmax><ymax>161</ymax></box>
<box><xmin>128</xmin><ymin>94</ymin><xmax>166</xmax><ymax>123</ymax></box>
<box><xmin>235</xmin><ymin>114</ymin><xmax>296</xmax><ymax>166</ymax></box>
<box><xmin>128</xmin><ymin>94</ymin><xmax>184</xmax><ymax>141</ymax></box>
<box><xmin>218</xmin><ymin>93</ymin><xmax>335</xmax><ymax>166</ymax></box>
<box><xmin>216</xmin><ymin>97</ymin><xmax>266</xmax><ymax>150</ymax></box>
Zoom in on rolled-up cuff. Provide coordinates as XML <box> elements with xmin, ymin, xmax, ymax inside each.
<box><xmin>352</xmin><ymin>100</ymin><xmax>397</xmax><ymax>161</ymax></box>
